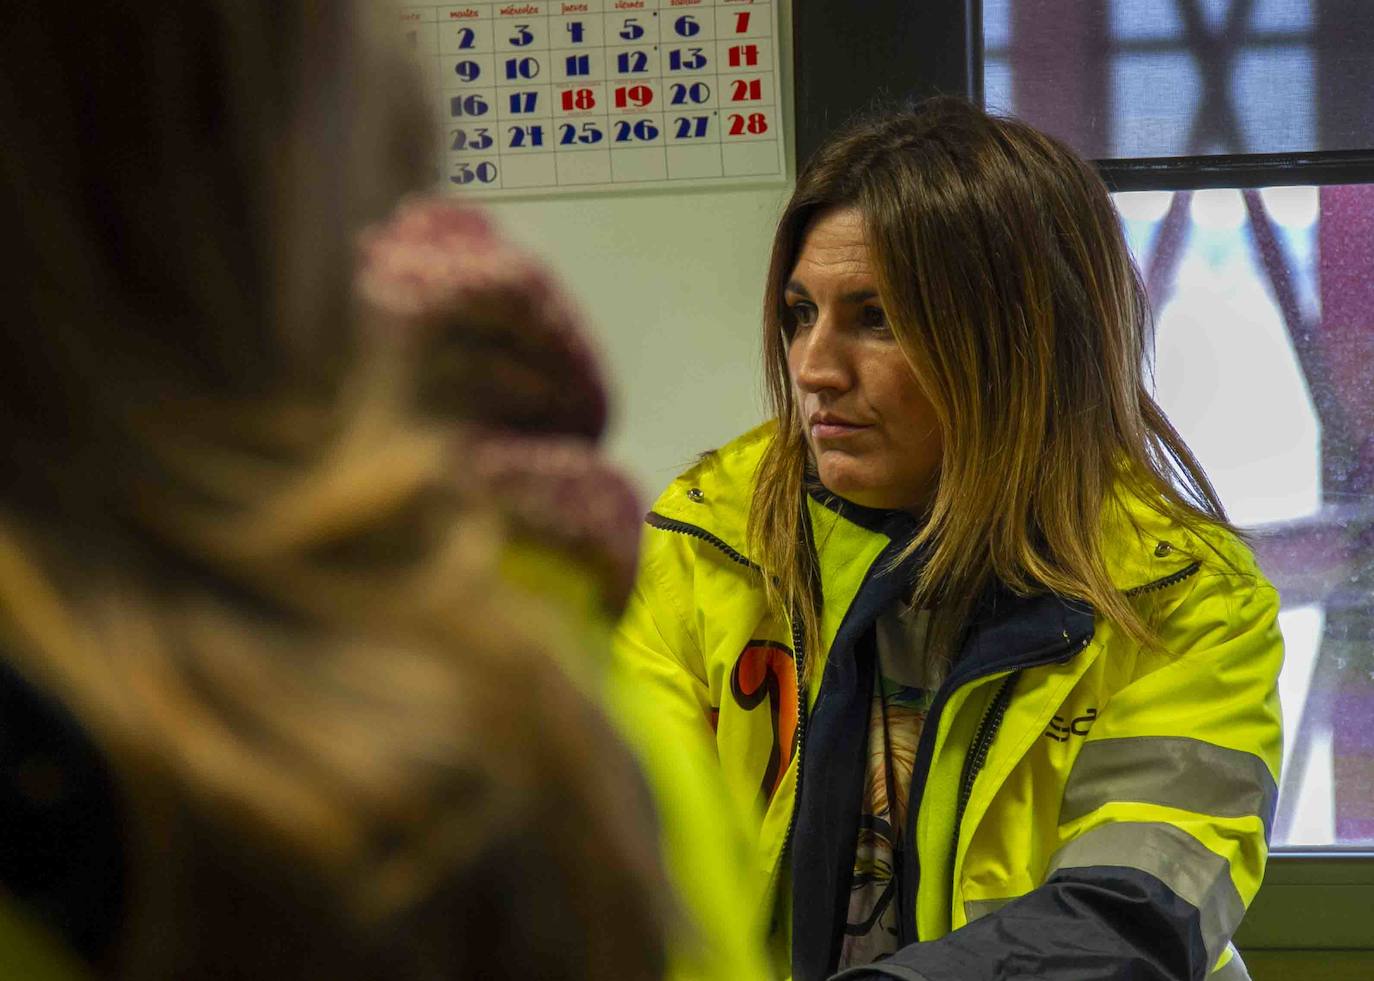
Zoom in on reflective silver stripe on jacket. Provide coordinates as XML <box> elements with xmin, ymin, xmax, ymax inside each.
<box><xmin>1048</xmin><ymin>821</ymin><xmax>1245</xmax><ymax>964</ymax></box>
<box><xmin>1212</xmin><ymin>944</ymin><xmax>1251</xmax><ymax>980</ymax></box>
<box><xmin>962</xmin><ymin>897</ymin><xmax>1011</xmax><ymax>923</ymax></box>
<box><xmin>1061</xmin><ymin>736</ymin><xmax>1278</xmax><ymax>838</ymax></box>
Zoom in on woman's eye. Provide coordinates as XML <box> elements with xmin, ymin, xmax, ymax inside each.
<box><xmin>787</xmin><ymin>303</ymin><xmax>817</xmax><ymax>329</ymax></box>
<box><xmin>860</xmin><ymin>305</ymin><xmax>889</xmax><ymax>331</ymax></box>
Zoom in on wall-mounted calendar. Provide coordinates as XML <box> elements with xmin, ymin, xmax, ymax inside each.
<box><xmin>397</xmin><ymin>0</ymin><xmax>787</xmax><ymax>195</ymax></box>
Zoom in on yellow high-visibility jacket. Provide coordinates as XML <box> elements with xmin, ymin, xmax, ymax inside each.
<box><xmin>613</xmin><ymin>422</ymin><xmax>1283</xmax><ymax>981</ymax></box>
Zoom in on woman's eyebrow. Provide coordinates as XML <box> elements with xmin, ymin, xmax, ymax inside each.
<box><xmin>784</xmin><ymin>282</ymin><xmax>880</xmax><ymax>304</ymax></box>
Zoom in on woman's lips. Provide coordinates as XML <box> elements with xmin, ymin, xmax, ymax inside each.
<box><xmin>811</xmin><ymin>420</ymin><xmax>870</xmax><ymax>440</ymax></box>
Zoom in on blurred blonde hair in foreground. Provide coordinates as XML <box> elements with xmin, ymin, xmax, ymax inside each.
<box><xmin>0</xmin><ymin>3</ymin><xmax>666</xmax><ymax>978</ymax></box>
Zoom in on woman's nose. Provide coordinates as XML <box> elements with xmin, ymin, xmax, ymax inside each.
<box><xmin>791</xmin><ymin>318</ymin><xmax>850</xmax><ymax>394</ymax></box>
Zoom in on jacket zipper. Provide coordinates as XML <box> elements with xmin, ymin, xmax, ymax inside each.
<box><xmin>946</xmin><ymin>631</ymin><xmax>1091</xmax><ymax>866</ymax></box>
<box><xmin>1125</xmin><ymin>560</ymin><xmax>1201</xmax><ymax>596</ymax></box>
<box><xmin>645</xmin><ymin>512</ymin><xmax>759</xmax><ymax>571</ymax></box>
<box><xmin>951</xmin><ymin>671</ymin><xmax>1019</xmax><ymax>849</ymax></box>
<box><xmin>903</xmin><ymin>628</ymin><xmax>1085</xmax><ymax>944</ymax></box>
<box><xmin>644</xmin><ymin>511</ymin><xmax>810</xmax><ymax>912</ymax></box>
<box><xmin>782</xmin><ymin>611</ymin><xmax>807</xmax><ymax>872</ymax></box>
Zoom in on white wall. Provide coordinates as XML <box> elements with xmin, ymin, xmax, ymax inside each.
<box><xmin>487</xmin><ymin>186</ymin><xmax>787</xmax><ymax>497</ymax></box>
<box><xmin>485</xmin><ymin>2</ymin><xmax>795</xmax><ymax>501</ymax></box>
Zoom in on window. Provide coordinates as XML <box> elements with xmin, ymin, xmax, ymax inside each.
<box><xmin>984</xmin><ymin>0</ymin><xmax>1374</xmax><ymax>855</ymax></box>
<box><xmin>984</xmin><ymin>0</ymin><xmax>1374</xmax><ymax>159</ymax></box>
<box><xmin>1113</xmin><ymin>181</ymin><xmax>1374</xmax><ymax>850</ymax></box>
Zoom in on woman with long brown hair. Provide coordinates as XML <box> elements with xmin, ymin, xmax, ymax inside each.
<box><xmin>0</xmin><ymin>4</ymin><xmax>677</xmax><ymax>978</ymax></box>
<box><xmin>615</xmin><ymin>98</ymin><xmax>1282</xmax><ymax>980</ymax></box>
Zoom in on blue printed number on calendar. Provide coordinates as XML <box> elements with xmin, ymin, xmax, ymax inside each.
<box><xmin>616</xmin><ymin>50</ymin><xmax>650</xmax><ymax>74</ymax></box>
<box><xmin>668</xmin><ymin>47</ymin><xmax>708</xmax><ymax>72</ymax></box>
<box><xmin>673</xmin><ymin>15</ymin><xmax>703</xmax><ymax>38</ymax></box>
<box><xmin>560</xmin><ymin>122</ymin><xmax>604</xmax><ymax>145</ymax></box>
<box><xmin>614</xmin><ymin>119</ymin><xmax>659</xmax><ymax>143</ymax></box>
<box><xmin>671</xmin><ymin>82</ymin><xmax>710</xmax><ymax>106</ymax></box>
<box><xmin>505</xmin><ymin>56</ymin><xmax>539</xmax><ymax>81</ymax></box>
<box><xmin>450</xmin><ymin>94</ymin><xmax>490</xmax><ymax>118</ymax></box>
<box><xmin>674</xmin><ymin>116</ymin><xmax>710</xmax><ymax>139</ymax></box>
<box><xmin>507</xmin><ymin>125</ymin><xmax>545</xmax><ymax>148</ymax></box>
<box><xmin>450</xmin><ymin>161</ymin><xmax>497</xmax><ymax>185</ymax></box>
<box><xmin>450</xmin><ymin>127</ymin><xmax>494</xmax><ymax>151</ymax></box>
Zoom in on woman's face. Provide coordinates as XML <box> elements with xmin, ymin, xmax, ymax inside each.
<box><xmin>784</xmin><ymin>207</ymin><xmax>942</xmax><ymax>512</ymax></box>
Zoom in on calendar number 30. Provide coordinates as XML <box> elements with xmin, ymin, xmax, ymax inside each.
<box><xmin>450</xmin><ymin>161</ymin><xmax>498</xmax><ymax>185</ymax></box>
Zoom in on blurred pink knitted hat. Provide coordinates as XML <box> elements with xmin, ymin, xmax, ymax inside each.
<box><xmin>356</xmin><ymin>197</ymin><xmax>640</xmax><ymax>610</ymax></box>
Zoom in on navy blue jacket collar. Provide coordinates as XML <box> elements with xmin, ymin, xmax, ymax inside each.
<box><xmin>790</xmin><ymin>488</ymin><xmax>1095</xmax><ymax>981</ymax></box>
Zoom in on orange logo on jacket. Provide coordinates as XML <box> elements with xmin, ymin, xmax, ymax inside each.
<box><xmin>729</xmin><ymin>640</ymin><xmax>798</xmax><ymax>804</ymax></box>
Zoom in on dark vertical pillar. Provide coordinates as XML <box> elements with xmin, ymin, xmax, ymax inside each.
<box><xmin>792</xmin><ymin>1</ymin><xmax>979</xmax><ymax>168</ymax></box>
<box><xmin>1315</xmin><ymin>0</ymin><xmax>1374</xmax><ymax>153</ymax></box>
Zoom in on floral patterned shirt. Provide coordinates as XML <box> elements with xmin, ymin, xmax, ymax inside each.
<box><xmin>837</xmin><ymin>605</ymin><xmax>939</xmax><ymax>969</ymax></box>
